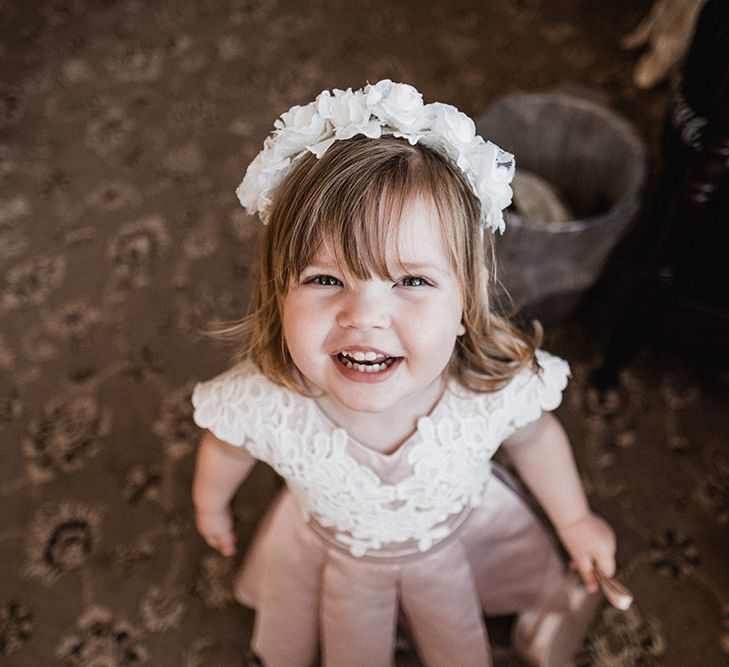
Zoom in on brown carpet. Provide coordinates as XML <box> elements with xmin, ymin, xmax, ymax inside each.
<box><xmin>1</xmin><ymin>0</ymin><xmax>728</xmax><ymax>664</ymax></box>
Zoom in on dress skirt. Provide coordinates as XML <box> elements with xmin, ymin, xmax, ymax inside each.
<box><xmin>234</xmin><ymin>468</ymin><xmax>565</xmax><ymax>667</ymax></box>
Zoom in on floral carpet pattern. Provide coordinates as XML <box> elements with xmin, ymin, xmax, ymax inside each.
<box><xmin>1</xmin><ymin>0</ymin><xmax>728</xmax><ymax>665</ymax></box>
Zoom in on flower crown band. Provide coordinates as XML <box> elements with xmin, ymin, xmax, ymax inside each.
<box><xmin>236</xmin><ymin>79</ymin><xmax>515</xmax><ymax>233</ymax></box>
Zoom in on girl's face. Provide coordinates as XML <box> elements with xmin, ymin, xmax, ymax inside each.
<box><xmin>282</xmin><ymin>197</ymin><xmax>466</xmax><ymax>419</ymax></box>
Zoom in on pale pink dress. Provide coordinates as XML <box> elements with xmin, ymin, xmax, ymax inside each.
<box><xmin>192</xmin><ymin>350</ymin><xmax>570</xmax><ymax>667</ymax></box>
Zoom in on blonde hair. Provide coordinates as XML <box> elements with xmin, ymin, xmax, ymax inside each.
<box><xmin>220</xmin><ymin>135</ymin><xmax>541</xmax><ymax>394</ymax></box>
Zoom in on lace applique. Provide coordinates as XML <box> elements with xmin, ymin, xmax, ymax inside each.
<box><xmin>192</xmin><ymin>350</ymin><xmax>570</xmax><ymax>557</ymax></box>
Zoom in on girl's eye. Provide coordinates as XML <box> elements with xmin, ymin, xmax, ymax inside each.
<box><xmin>397</xmin><ymin>276</ymin><xmax>430</xmax><ymax>287</ymax></box>
<box><xmin>307</xmin><ymin>275</ymin><xmax>342</xmax><ymax>287</ymax></box>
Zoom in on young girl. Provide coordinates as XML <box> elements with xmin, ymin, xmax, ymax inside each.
<box><xmin>191</xmin><ymin>80</ymin><xmax>616</xmax><ymax>667</ymax></box>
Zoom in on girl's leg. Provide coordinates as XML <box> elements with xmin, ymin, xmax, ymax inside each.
<box><xmin>467</xmin><ymin>466</ymin><xmax>602</xmax><ymax>666</ymax></box>
<box><xmin>464</xmin><ymin>466</ymin><xmax>566</xmax><ymax>615</ymax></box>
<box><xmin>238</xmin><ymin>492</ymin><xmax>324</xmax><ymax>667</ymax></box>
<box><xmin>319</xmin><ymin>549</ymin><xmax>400</xmax><ymax>667</ymax></box>
<box><xmin>249</xmin><ymin>548</ymin><xmax>321</xmax><ymax>667</ymax></box>
<box><xmin>512</xmin><ymin>570</ymin><xmax>602</xmax><ymax>667</ymax></box>
<box><xmin>400</xmin><ymin>538</ymin><xmax>492</xmax><ymax>667</ymax></box>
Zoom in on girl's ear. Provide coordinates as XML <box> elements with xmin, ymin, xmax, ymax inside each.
<box><xmin>457</xmin><ymin>322</ymin><xmax>466</xmax><ymax>336</ymax></box>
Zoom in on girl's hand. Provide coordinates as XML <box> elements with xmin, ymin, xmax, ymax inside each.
<box><xmin>556</xmin><ymin>512</ymin><xmax>616</xmax><ymax>593</ymax></box>
<box><xmin>195</xmin><ymin>506</ymin><xmax>237</xmax><ymax>557</ymax></box>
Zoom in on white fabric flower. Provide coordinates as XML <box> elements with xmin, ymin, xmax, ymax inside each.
<box><xmin>317</xmin><ymin>89</ymin><xmax>372</xmax><ymax>136</ymax></box>
<box><xmin>466</xmin><ymin>140</ymin><xmax>515</xmax><ymax>233</ymax></box>
<box><xmin>364</xmin><ymin>79</ymin><xmax>427</xmax><ymax>135</ymax></box>
<box><xmin>235</xmin><ymin>79</ymin><xmax>515</xmax><ymax>233</ymax></box>
<box><xmin>273</xmin><ymin>102</ymin><xmax>329</xmax><ymax>157</ymax></box>
<box><xmin>310</xmin><ymin>88</ymin><xmax>382</xmax><ymax>157</ymax></box>
<box><xmin>426</xmin><ymin>102</ymin><xmax>476</xmax><ymax>152</ymax></box>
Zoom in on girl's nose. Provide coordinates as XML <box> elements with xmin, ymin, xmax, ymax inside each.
<box><xmin>336</xmin><ymin>289</ymin><xmax>390</xmax><ymax>330</ymax></box>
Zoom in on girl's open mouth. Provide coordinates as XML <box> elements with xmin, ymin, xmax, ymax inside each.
<box><xmin>336</xmin><ymin>351</ymin><xmax>398</xmax><ymax>373</ymax></box>
<box><xmin>332</xmin><ymin>351</ymin><xmax>403</xmax><ymax>383</ymax></box>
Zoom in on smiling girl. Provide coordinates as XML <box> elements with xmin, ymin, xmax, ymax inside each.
<box><xmin>191</xmin><ymin>81</ymin><xmax>616</xmax><ymax>667</ymax></box>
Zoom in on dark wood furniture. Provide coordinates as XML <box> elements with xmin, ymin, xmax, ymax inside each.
<box><xmin>594</xmin><ymin>0</ymin><xmax>729</xmax><ymax>387</ymax></box>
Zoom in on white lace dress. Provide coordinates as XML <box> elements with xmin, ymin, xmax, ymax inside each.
<box><xmin>192</xmin><ymin>350</ymin><xmax>570</xmax><ymax>667</ymax></box>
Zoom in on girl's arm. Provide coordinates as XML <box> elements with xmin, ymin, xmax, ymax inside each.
<box><xmin>501</xmin><ymin>411</ymin><xmax>616</xmax><ymax>592</ymax></box>
<box><xmin>192</xmin><ymin>430</ymin><xmax>256</xmax><ymax>556</ymax></box>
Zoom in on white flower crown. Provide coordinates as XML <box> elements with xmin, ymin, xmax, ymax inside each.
<box><xmin>236</xmin><ymin>79</ymin><xmax>515</xmax><ymax>233</ymax></box>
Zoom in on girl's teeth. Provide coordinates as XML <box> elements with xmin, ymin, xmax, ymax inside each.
<box><xmin>353</xmin><ymin>362</ymin><xmax>386</xmax><ymax>373</ymax></box>
<box><xmin>346</xmin><ymin>350</ymin><xmax>380</xmax><ymax>362</ymax></box>
<box><xmin>342</xmin><ymin>357</ymin><xmax>391</xmax><ymax>373</ymax></box>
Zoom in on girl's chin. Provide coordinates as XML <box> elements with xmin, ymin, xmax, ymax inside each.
<box><xmin>327</xmin><ymin>392</ymin><xmax>404</xmax><ymax>416</ymax></box>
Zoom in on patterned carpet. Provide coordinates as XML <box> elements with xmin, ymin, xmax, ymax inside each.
<box><xmin>1</xmin><ymin>0</ymin><xmax>728</xmax><ymax>664</ymax></box>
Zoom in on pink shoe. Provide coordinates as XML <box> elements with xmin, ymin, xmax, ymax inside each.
<box><xmin>512</xmin><ymin>572</ymin><xmax>602</xmax><ymax>667</ymax></box>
